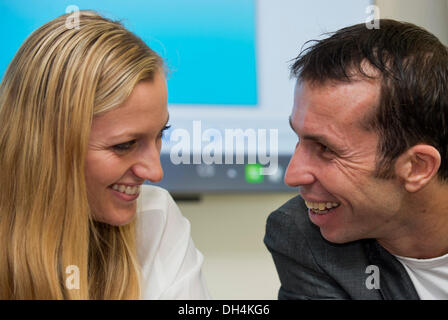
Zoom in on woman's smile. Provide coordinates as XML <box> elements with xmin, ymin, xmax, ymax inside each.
<box><xmin>109</xmin><ymin>184</ymin><xmax>142</xmax><ymax>202</ymax></box>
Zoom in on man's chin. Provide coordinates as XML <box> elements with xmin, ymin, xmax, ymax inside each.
<box><xmin>319</xmin><ymin>229</ymin><xmax>358</xmax><ymax>244</ymax></box>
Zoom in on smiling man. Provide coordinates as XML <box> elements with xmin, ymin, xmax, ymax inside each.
<box><xmin>264</xmin><ymin>20</ymin><xmax>448</xmax><ymax>300</ymax></box>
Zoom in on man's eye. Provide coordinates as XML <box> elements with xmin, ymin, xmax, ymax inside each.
<box><xmin>319</xmin><ymin>143</ymin><xmax>334</xmax><ymax>155</ymax></box>
<box><xmin>113</xmin><ymin>140</ymin><xmax>136</xmax><ymax>152</ymax></box>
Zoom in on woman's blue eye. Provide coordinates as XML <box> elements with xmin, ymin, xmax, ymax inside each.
<box><xmin>113</xmin><ymin>140</ymin><xmax>136</xmax><ymax>151</ymax></box>
<box><xmin>160</xmin><ymin>124</ymin><xmax>171</xmax><ymax>139</ymax></box>
<box><xmin>113</xmin><ymin>125</ymin><xmax>171</xmax><ymax>152</ymax></box>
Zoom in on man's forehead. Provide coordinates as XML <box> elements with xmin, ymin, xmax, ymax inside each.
<box><xmin>290</xmin><ymin>78</ymin><xmax>381</xmax><ymax>152</ymax></box>
<box><xmin>292</xmin><ymin>78</ymin><xmax>380</xmax><ymax>126</ymax></box>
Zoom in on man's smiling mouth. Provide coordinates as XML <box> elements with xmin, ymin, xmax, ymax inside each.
<box><xmin>305</xmin><ymin>200</ymin><xmax>340</xmax><ymax>214</ymax></box>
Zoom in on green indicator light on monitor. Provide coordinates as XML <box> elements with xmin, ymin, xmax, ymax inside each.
<box><xmin>245</xmin><ymin>163</ymin><xmax>264</xmax><ymax>184</ymax></box>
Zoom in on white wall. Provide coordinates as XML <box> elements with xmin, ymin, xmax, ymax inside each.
<box><xmin>179</xmin><ymin>192</ymin><xmax>294</xmax><ymax>299</ymax></box>
<box><xmin>375</xmin><ymin>0</ymin><xmax>448</xmax><ymax>45</ymax></box>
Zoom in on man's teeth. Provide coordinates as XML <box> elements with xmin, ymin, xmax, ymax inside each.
<box><xmin>111</xmin><ymin>184</ymin><xmax>140</xmax><ymax>195</ymax></box>
<box><xmin>305</xmin><ymin>200</ymin><xmax>340</xmax><ymax>211</ymax></box>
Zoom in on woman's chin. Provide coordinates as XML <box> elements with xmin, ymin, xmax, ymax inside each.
<box><xmin>92</xmin><ymin>206</ymin><xmax>137</xmax><ymax>227</ymax></box>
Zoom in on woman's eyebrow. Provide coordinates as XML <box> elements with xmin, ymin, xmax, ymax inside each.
<box><xmin>109</xmin><ymin>115</ymin><xmax>170</xmax><ymax>141</ymax></box>
<box><xmin>163</xmin><ymin>114</ymin><xmax>170</xmax><ymax>127</ymax></box>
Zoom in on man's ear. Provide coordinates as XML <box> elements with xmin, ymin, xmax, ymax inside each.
<box><xmin>394</xmin><ymin>145</ymin><xmax>441</xmax><ymax>192</ymax></box>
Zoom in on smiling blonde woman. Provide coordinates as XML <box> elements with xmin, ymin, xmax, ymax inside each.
<box><xmin>0</xmin><ymin>11</ymin><xmax>209</xmax><ymax>300</ymax></box>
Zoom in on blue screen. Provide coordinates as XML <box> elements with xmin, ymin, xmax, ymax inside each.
<box><xmin>0</xmin><ymin>0</ymin><xmax>258</xmax><ymax>106</ymax></box>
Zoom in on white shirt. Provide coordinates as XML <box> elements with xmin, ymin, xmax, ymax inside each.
<box><xmin>395</xmin><ymin>253</ymin><xmax>448</xmax><ymax>300</ymax></box>
<box><xmin>136</xmin><ymin>185</ymin><xmax>211</xmax><ymax>299</ymax></box>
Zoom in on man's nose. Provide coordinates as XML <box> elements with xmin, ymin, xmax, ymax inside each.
<box><xmin>284</xmin><ymin>144</ymin><xmax>315</xmax><ymax>187</ymax></box>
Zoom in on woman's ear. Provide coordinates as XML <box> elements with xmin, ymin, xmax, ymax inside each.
<box><xmin>394</xmin><ymin>145</ymin><xmax>441</xmax><ymax>193</ymax></box>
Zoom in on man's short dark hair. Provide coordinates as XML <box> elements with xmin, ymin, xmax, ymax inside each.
<box><xmin>291</xmin><ymin>19</ymin><xmax>448</xmax><ymax>182</ymax></box>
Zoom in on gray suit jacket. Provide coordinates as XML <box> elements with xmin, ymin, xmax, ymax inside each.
<box><xmin>264</xmin><ymin>195</ymin><xmax>420</xmax><ymax>300</ymax></box>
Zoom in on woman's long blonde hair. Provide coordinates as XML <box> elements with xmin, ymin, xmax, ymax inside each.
<box><xmin>0</xmin><ymin>11</ymin><xmax>163</xmax><ymax>299</ymax></box>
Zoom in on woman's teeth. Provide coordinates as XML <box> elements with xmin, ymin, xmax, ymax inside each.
<box><xmin>111</xmin><ymin>184</ymin><xmax>140</xmax><ymax>195</ymax></box>
<box><xmin>305</xmin><ymin>200</ymin><xmax>340</xmax><ymax>214</ymax></box>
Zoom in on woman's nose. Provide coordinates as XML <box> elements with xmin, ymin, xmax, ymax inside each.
<box><xmin>131</xmin><ymin>149</ymin><xmax>164</xmax><ymax>183</ymax></box>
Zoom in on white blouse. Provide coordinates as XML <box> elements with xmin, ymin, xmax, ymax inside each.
<box><xmin>136</xmin><ymin>185</ymin><xmax>211</xmax><ymax>299</ymax></box>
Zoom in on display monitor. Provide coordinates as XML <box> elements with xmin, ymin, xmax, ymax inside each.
<box><xmin>0</xmin><ymin>0</ymin><xmax>373</xmax><ymax>194</ymax></box>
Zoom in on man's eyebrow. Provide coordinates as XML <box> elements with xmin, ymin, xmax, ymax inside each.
<box><xmin>288</xmin><ymin>116</ymin><xmax>297</xmax><ymax>134</ymax></box>
<box><xmin>288</xmin><ymin>116</ymin><xmax>337</xmax><ymax>148</ymax></box>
